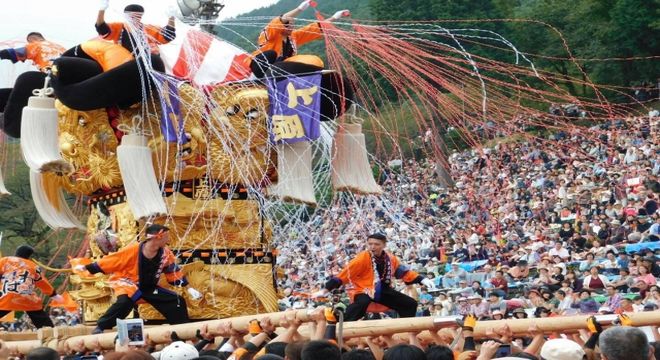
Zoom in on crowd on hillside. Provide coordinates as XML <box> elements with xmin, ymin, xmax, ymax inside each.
<box><xmin>276</xmin><ymin>113</ymin><xmax>660</xmax><ymax>320</ymax></box>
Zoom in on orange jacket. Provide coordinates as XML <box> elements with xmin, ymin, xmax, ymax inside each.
<box><xmin>80</xmin><ymin>40</ymin><xmax>133</xmax><ymax>72</ymax></box>
<box><xmin>101</xmin><ymin>22</ymin><xmax>173</xmax><ymax>54</ymax></box>
<box><xmin>0</xmin><ymin>256</ymin><xmax>55</xmax><ymax>311</ymax></box>
<box><xmin>24</xmin><ymin>40</ymin><xmax>65</xmax><ymax>71</ymax></box>
<box><xmin>254</xmin><ymin>16</ymin><xmax>323</xmax><ymax>60</ymax></box>
<box><xmin>329</xmin><ymin>251</ymin><xmax>421</xmax><ymax>301</ymax></box>
<box><xmin>87</xmin><ymin>242</ymin><xmax>187</xmax><ymax>299</ymax></box>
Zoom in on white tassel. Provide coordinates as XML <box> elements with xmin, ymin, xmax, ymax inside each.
<box><xmin>0</xmin><ymin>167</ymin><xmax>11</xmax><ymax>196</ymax></box>
<box><xmin>270</xmin><ymin>141</ymin><xmax>316</xmax><ymax>206</ymax></box>
<box><xmin>20</xmin><ymin>77</ymin><xmax>72</xmax><ymax>173</ymax></box>
<box><xmin>117</xmin><ymin>133</ymin><xmax>167</xmax><ymax>220</ymax></box>
<box><xmin>29</xmin><ymin>170</ymin><xmax>83</xmax><ymax>230</ymax></box>
<box><xmin>331</xmin><ymin>122</ymin><xmax>382</xmax><ymax>195</ymax></box>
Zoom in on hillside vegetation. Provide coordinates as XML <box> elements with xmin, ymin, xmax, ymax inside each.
<box><xmin>218</xmin><ymin>0</ymin><xmax>659</xmax><ymax>94</ymax></box>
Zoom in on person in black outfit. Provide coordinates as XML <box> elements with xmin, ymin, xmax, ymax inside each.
<box><xmin>314</xmin><ymin>233</ymin><xmax>435</xmax><ymax>321</ymax></box>
<box><xmin>73</xmin><ymin>225</ymin><xmax>202</xmax><ymax>333</ymax></box>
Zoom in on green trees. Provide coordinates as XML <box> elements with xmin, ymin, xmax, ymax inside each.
<box><xmin>218</xmin><ymin>0</ymin><xmax>658</xmax><ymax>95</ymax></box>
<box><xmin>508</xmin><ymin>0</ymin><xmax>659</xmax><ymax>95</ymax></box>
<box><xmin>0</xmin><ymin>145</ymin><xmax>76</xmax><ymax>263</ymax></box>
<box><xmin>0</xmin><ymin>158</ymin><xmax>50</xmax><ymax>252</ymax></box>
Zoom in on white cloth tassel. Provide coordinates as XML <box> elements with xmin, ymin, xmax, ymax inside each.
<box><xmin>331</xmin><ymin>123</ymin><xmax>382</xmax><ymax>194</ymax></box>
<box><xmin>272</xmin><ymin>141</ymin><xmax>317</xmax><ymax>206</ymax></box>
<box><xmin>0</xmin><ymin>167</ymin><xmax>11</xmax><ymax>196</ymax></box>
<box><xmin>20</xmin><ymin>96</ymin><xmax>72</xmax><ymax>173</ymax></box>
<box><xmin>117</xmin><ymin>134</ymin><xmax>167</xmax><ymax>220</ymax></box>
<box><xmin>29</xmin><ymin>170</ymin><xmax>83</xmax><ymax>229</ymax></box>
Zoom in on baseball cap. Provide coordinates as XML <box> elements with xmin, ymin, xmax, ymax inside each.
<box><xmin>540</xmin><ymin>339</ymin><xmax>585</xmax><ymax>360</ymax></box>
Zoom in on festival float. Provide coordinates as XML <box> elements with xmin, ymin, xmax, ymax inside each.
<box><xmin>0</xmin><ymin>0</ymin><xmax>374</xmax><ymax>325</ymax></box>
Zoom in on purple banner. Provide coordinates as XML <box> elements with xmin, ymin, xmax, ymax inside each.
<box><xmin>155</xmin><ymin>74</ymin><xmax>188</xmax><ymax>145</ymax></box>
<box><xmin>267</xmin><ymin>73</ymin><xmax>322</xmax><ymax>144</ymax></box>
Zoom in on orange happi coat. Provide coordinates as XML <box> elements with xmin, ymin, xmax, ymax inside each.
<box><xmin>331</xmin><ymin>251</ymin><xmax>420</xmax><ymax>301</ymax></box>
<box><xmin>24</xmin><ymin>40</ymin><xmax>65</xmax><ymax>71</ymax></box>
<box><xmin>0</xmin><ymin>256</ymin><xmax>55</xmax><ymax>311</ymax></box>
<box><xmin>254</xmin><ymin>16</ymin><xmax>323</xmax><ymax>60</ymax></box>
<box><xmin>87</xmin><ymin>242</ymin><xmax>187</xmax><ymax>300</ymax></box>
<box><xmin>80</xmin><ymin>40</ymin><xmax>134</xmax><ymax>72</ymax></box>
<box><xmin>101</xmin><ymin>23</ymin><xmax>173</xmax><ymax>53</ymax></box>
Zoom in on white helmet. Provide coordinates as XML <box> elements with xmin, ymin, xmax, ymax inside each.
<box><xmin>159</xmin><ymin>341</ymin><xmax>199</xmax><ymax>360</ymax></box>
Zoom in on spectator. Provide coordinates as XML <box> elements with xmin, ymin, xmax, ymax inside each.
<box><xmin>549</xmin><ymin>241</ymin><xmax>570</xmax><ymax>260</ymax></box>
<box><xmin>599</xmin><ymin>326</ymin><xmax>654</xmax><ymax>360</ymax></box>
<box><xmin>583</xmin><ymin>266</ymin><xmax>609</xmax><ymax>292</ymax></box>
<box><xmin>442</xmin><ymin>263</ymin><xmax>468</xmax><ymax>288</ymax></box>
<box><xmin>571</xmin><ymin>290</ymin><xmax>600</xmax><ymax>314</ymax></box>
<box><xmin>508</xmin><ymin>261</ymin><xmax>530</xmax><ymax>281</ymax></box>
<box><xmin>636</xmin><ymin>265</ymin><xmax>657</xmax><ymax>286</ymax></box>
<box><xmin>603</xmin><ymin>285</ymin><xmax>624</xmax><ymax>312</ymax></box>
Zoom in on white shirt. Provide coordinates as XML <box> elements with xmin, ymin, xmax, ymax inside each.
<box><xmin>549</xmin><ymin>247</ymin><xmax>570</xmax><ymax>259</ymax></box>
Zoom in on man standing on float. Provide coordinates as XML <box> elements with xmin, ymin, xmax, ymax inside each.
<box><xmin>315</xmin><ymin>233</ymin><xmax>435</xmax><ymax>320</ymax></box>
<box><xmin>249</xmin><ymin>0</ymin><xmax>350</xmax><ymax>77</ymax></box>
<box><xmin>74</xmin><ymin>224</ymin><xmax>202</xmax><ymax>334</ymax></box>
<box><xmin>0</xmin><ymin>32</ymin><xmax>65</xmax><ymax>138</ymax></box>
<box><xmin>0</xmin><ymin>32</ymin><xmax>64</xmax><ymax>71</ymax></box>
<box><xmin>95</xmin><ymin>1</ymin><xmax>176</xmax><ymax>56</ymax></box>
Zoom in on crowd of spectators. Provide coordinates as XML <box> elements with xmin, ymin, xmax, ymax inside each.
<box><xmin>276</xmin><ymin>113</ymin><xmax>660</xmax><ymax>321</ymax></box>
<box><xmin>0</xmin><ymin>309</ymin><xmax>80</xmax><ymax>332</ymax></box>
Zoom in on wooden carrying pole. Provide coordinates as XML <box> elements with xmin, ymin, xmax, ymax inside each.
<box><xmin>62</xmin><ymin>309</ymin><xmax>319</xmax><ymax>352</ymax></box>
<box><xmin>0</xmin><ymin>332</ymin><xmax>39</xmax><ymax>341</ymax></box>
<box><xmin>4</xmin><ymin>311</ymin><xmax>659</xmax><ymax>354</ymax></box>
<box><xmin>339</xmin><ymin>312</ymin><xmax>660</xmax><ymax>339</ymax></box>
<box><xmin>4</xmin><ymin>340</ymin><xmax>41</xmax><ymax>355</ymax></box>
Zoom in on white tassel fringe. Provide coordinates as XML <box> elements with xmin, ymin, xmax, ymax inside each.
<box><xmin>29</xmin><ymin>170</ymin><xmax>83</xmax><ymax>229</ymax></box>
<box><xmin>331</xmin><ymin>123</ymin><xmax>382</xmax><ymax>195</ymax></box>
<box><xmin>270</xmin><ymin>141</ymin><xmax>316</xmax><ymax>206</ymax></box>
<box><xmin>0</xmin><ymin>167</ymin><xmax>11</xmax><ymax>197</ymax></box>
<box><xmin>117</xmin><ymin>134</ymin><xmax>167</xmax><ymax>220</ymax></box>
<box><xmin>20</xmin><ymin>96</ymin><xmax>72</xmax><ymax>173</ymax></box>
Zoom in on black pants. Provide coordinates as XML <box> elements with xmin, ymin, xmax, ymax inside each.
<box><xmin>0</xmin><ymin>71</ymin><xmax>47</xmax><ymax>138</ymax></box>
<box><xmin>97</xmin><ymin>289</ymin><xmax>189</xmax><ymax>330</ymax></box>
<box><xmin>250</xmin><ymin>50</ymin><xmax>278</xmax><ymax>78</ymax></box>
<box><xmin>0</xmin><ymin>309</ymin><xmax>54</xmax><ymax>328</ymax></box>
<box><xmin>344</xmin><ymin>287</ymin><xmax>418</xmax><ymax>321</ymax></box>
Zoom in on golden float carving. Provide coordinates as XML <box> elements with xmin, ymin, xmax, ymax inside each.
<box><xmin>57</xmin><ymin>83</ymin><xmax>279</xmax><ymax>322</ymax></box>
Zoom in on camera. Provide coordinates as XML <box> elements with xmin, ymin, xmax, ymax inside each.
<box><xmin>117</xmin><ymin>318</ymin><xmax>145</xmax><ymax>346</ymax></box>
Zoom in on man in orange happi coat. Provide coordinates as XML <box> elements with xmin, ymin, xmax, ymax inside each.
<box><xmin>0</xmin><ymin>245</ymin><xmax>63</xmax><ymax>328</ymax></box>
<box><xmin>0</xmin><ymin>32</ymin><xmax>65</xmax><ymax>71</ymax></box>
<box><xmin>249</xmin><ymin>0</ymin><xmax>350</xmax><ymax>77</ymax></box>
<box><xmin>315</xmin><ymin>233</ymin><xmax>435</xmax><ymax>321</ymax></box>
<box><xmin>95</xmin><ymin>1</ymin><xmax>175</xmax><ymax>55</ymax></box>
<box><xmin>74</xmin><ymin>224</ymin><xmax>202</xmax><ymax>334</ymax></box>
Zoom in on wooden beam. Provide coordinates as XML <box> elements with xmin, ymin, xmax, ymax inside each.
<box><xmin>4</xmin><ymin>311</ymin><xmax>660</xmax><ymax>354</ymax></box>
<box><xmin>0</xmin><ymin>332</ymin><xmax>39</xmax><ymax>341</ymax></box>
<box><xmin>62</xmin><ymin>309</ymin><xmax>319</xmax><ymax>351</ymax></box>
